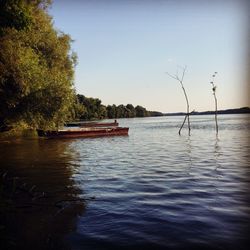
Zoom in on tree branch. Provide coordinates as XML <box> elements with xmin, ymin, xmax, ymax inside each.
<box><xmin>166</xmin><ymin>65</ymin><xmax>190</xmax><ymax>135</ymax></box>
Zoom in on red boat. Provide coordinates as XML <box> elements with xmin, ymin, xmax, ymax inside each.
<box><xmin>65</xmin><ymin>120</ymin><xmax>119</xmax><ymax>127</ymax></box>
<box><xmin>80</xmin><ymin>120</ymin><xmax>119</xmax><ymax>127</ymax></box>
<box><xmin>37</xmin><ymin>126</ymin><xmax>129</xmax><ymax>139</ymax></box>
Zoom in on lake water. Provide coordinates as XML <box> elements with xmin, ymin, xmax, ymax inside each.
<box><xmin>1</xmin><ymin>114</ymin><xmax>250</xmax><ymax>249</ymax></box>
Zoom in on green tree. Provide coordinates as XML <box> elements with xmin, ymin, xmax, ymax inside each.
<box><xmin>106</xmin><ymin>105</ymin><xmax>116</xmax><ymax>119</ymax></box>
<box><xmin>0</xmin><ymin>0</ymin><xmax>77</xmax><ymax>130</ymax></box>
<box><xmin>135</xmin><ymin>105</ymin><xmax>149</xmax><ymax>117</ymax></box>
<box><xmin>126</xmin><ymin>104</ymin><xmax>136</xmax><ymax>118</ymax></box>
<box><xmin>76</xmin><ymin>94</ymin><xmax>161</xmax><ymax>120</ymax></box>
<box><xmin>0</xmin><ymin>0</ymin><xmax>33</xmax><ymax>32</ymax></box>
<box><xmin>99</xmin><ymin>105</ymin><xmax>107</xmax><ymax>119</ymax></box>
<box><xmin>116</xmin><ymin>104</ymin><xmax>126</xmax><ymax>118</ymax></box>
<box><xmin>77</xmin><ymin>94</ymin><xmax>107</xmax><ymax>120</ymax></box>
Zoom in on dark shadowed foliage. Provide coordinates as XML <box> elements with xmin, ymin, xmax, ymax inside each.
<box><xmin>0</xmin><ymin>0</ymin><xmax>77</xmax><ymax>130</ymax></box>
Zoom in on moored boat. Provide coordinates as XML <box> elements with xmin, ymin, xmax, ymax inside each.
<box><xmin>65</xmin><ymin>120</ymin><xmax>119</xmax><ymax>127</ymax></box>
<box><xmin>37</xmin><ymin>126</ymin><xmax>129</xmax><ymax>139</ymax></box>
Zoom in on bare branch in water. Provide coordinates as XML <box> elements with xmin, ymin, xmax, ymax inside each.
<box><xmin>210</xmin><ymin>72</ymin><xmax>219</xmax><ymax>134</ymax></box>
<box><xmin>166</xmin><ymin>66</ymin><xmax>191</xmax><ymax>136</ymax></box>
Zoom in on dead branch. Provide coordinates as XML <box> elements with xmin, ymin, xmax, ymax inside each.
<box><xmin>210</xmin><ymin>72</ymin><xmax>218</xmax><ymax>134</ymax></box>
<box><xmin>166</xmin><ymin>66</ymin><xmax>191</xmax><ymax>135</ymax></box>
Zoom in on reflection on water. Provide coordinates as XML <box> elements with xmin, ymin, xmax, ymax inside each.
<box><xmin>0</xmin><ymin>139</ymin><xmax>85</xmax><ymax>250</ymax></box>
<box><xmin>213</xmin><ymin>135</ymin><xmax>221</xmax><ymax>171</ymax></box>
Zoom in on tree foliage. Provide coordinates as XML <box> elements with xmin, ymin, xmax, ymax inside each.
<box><xmin>77</xmin><ymin>95</ymin><xmax>107</xmax><ymax>120</ymax></box>
<box><xmin>0</xmin><ymin>0</ymin><xmax>77</xmax><ymax>130</ymax></box>
<box><xmin>76</xmin><ymin>94</ymin><xmax>162</xmax><ymax>120</ymax></box>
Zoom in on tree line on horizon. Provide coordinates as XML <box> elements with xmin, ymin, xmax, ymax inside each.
<box><xmin>76</xmin><ymin>94</ymin><xmax>163</xmax><ymax>120</ymax></box>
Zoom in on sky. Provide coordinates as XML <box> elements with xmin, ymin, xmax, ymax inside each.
<box><xmin>49</xmin><ymin>0</ymin><xmax>249</xmax><ymax>113</ymax></box>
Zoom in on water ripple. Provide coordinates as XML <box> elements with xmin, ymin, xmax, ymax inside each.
<box><xmin>69</xmin><ymin>114</ymin><xmax>250</xmax><ymax>249</ymax></box>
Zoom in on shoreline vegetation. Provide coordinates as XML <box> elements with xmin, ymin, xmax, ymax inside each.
<box><xmin>75</xmin><ymin>94</ymin><xmax>163</xmax><ymax>120</ymax></box>
<box><xmin>0</xmin><ymin>100</ymin><xmax>249</xmax><ymax>136</ymax></box>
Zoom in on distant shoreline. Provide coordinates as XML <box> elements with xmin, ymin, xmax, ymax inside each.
<box><xmin>164</xmin><ymin>107</ymin><xmax>250</xmax><ymax>116</ymax></box>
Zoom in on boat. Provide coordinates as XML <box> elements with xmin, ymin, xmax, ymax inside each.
<box><xmin>65</xmin><ymin>120</ymin><xmax>119</xmax><ymax>127</ymax></box>
<box><xmin>37</xmin><ymin>126</ymin><xmax>129</xmax><ymax>139</ymax></box>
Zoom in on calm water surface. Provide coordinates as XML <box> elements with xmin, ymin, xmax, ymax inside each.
<box><xmin>1</xmin><ymin>114</ymin><xmax>250</xmax><ymax>249</ymax></box>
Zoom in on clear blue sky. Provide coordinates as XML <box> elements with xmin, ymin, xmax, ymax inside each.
<box><xmin>50</xmin><ymin>0</ymin><xmax>249</xmax><ymax>112</ymax></box>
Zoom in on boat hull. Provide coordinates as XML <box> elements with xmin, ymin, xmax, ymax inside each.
<box><xmin>65</xmin><ymin>121</ymin><xmax>119</xmax><ymax>127</ymax></box>
<box><xmin>37</xmin><ymin>127</ymin><xmax>129</xmax><ymax>139</ymax></box>
<box><xmin>80</xmin><ymin>122</ymin><xmax>118</xmax><ymax>127</ymax></box>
